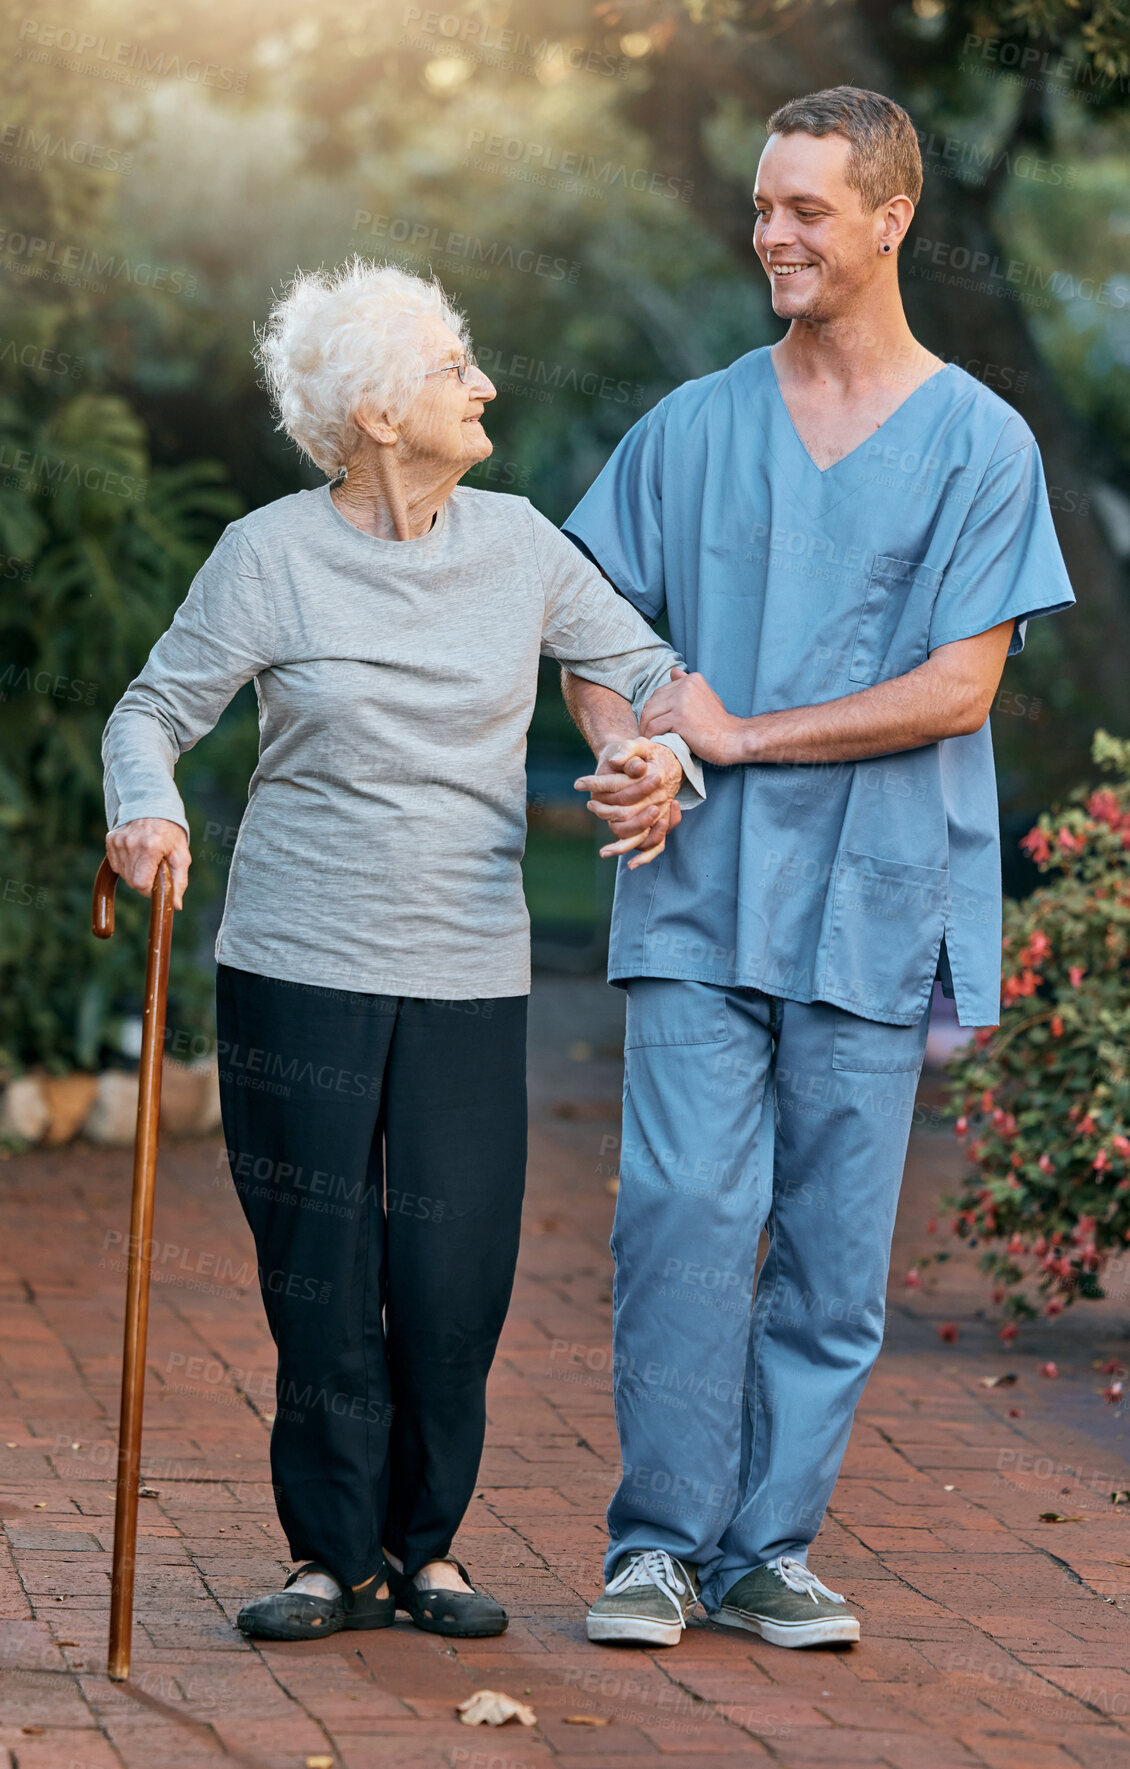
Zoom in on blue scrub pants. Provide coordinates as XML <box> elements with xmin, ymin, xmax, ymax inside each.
<box><xmin>607</xmin><ymin>978</ymin><xmax>930</xmax><ymax>1612</ymax></box>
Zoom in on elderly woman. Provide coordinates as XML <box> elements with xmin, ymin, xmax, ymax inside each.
<box><xmin>101</xmin><ymin>259</ymin><xmax>701</xmax><ymax>1642</ymax></box>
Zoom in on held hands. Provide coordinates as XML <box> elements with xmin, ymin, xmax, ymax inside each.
<box><xmin>574</xmin><ymin>738</ymin><xmax>684</xmax><ymax>870</ymax></box>
<box><xmin>105</xmin><ymin>818</ymin><xmax>191</xmax><ymax>911</ymax></box>
<box><xmin>641</xmin><ymin>667</ymin><xmax>741</xmax><ymax>766</ymax></box>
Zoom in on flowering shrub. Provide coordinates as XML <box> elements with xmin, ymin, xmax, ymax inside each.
<box><xmin>944</xmin><ymin>731</ymin><xmax>1130</xmax><ymax>1320</ymax></box>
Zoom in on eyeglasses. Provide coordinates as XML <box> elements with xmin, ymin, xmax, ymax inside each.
<box><xmin>423</xmin><ymin>351</ymin><xmax>477</xmax><ymax>384</ymax></box>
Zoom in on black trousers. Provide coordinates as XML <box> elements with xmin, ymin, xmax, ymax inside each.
<box><xmin>215</xmin><ymin>965</ymin><xmax>528</xmax><ymax>1587</ymax></box>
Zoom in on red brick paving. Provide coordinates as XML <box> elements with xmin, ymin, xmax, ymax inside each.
<box><xmin>2</xmin><ymin>976</ymin><xmax>1130</xmax><ymax>1767</ymax></box>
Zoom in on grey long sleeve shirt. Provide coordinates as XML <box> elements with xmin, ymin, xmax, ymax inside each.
<box><xmin>102</xmin><ymin>482</ymin><xmax>703</xmax><ymax>998</ymax></box>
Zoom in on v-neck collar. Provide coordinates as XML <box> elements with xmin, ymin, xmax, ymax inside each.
<box><xmin>767</xmin><ymin>351</ymin><xmax>952</xmax><ymax>477</ymax></box>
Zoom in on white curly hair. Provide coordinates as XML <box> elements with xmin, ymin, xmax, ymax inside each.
<box><xmin>254</xmin><ymin>258</ymin><xmax>471</xmax><ymax>476</ymax></box>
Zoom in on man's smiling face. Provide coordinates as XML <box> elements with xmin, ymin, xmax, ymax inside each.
<box><xmin>753</xmin><ymin>131</ymin><xmax>887</xmax><ymax>324</ymax></box>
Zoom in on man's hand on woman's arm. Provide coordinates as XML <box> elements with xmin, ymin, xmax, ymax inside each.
<box><xmin>640</xmin><ymin>622</ymin><xmax>1016</xmax><ymax>766</ymax></box>
<box><xmin>105</xmin><ymin>818</ymin><xmax>191</xmax><ymax>910</ymax></box>
<box><xmin>561</xmin><ymin>672</ymin><xmax>684</xmax><ymax>869</ymax></box>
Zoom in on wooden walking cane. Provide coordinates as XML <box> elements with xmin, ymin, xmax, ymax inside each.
<box><xmin>92</xmin><ymin>854</ymin><xmax>175</xmax><ymax>1682</ymax></box>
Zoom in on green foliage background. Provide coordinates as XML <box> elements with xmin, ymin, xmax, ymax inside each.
<box><xmin>944</xmin><ymin>733</ymin><xmax>1130</xmax><ymax>1316</ymax></box>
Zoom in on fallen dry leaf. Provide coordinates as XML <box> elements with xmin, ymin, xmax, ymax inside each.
<box><xmin>457</xmin><ymin>1690</ymin><xmax>537</xmax><ymax>1728</ymax></box>
<box><xmin>21</xmin><ymin>1727</ymin><xmax>46</xmax><ymax>1735</ymax></box>
<box><xmin>305</xmin><ymin>1758</ymin><xmax>334</xmax><ymax>1768</ymax></box>
<box><xmin>564</xmin><ymin>1715</ymin><xmax>610</xmax><ymax>1726</ymax></box>
<box><xmin>1039</xmin><ymin>1512</ymin><xmax>1084</xmax><ymax>1523</ymax></box>
<box><xmin>1111</xmin><ymin>1491</ymin><xmax>1130</xmax><ymax>1506</ymax></box>
<box><xmin>139</xmin><ymin>1485</ymin><xmax>159</xmax><ymax>1498</ymax></box>
<box><xmin>979</xmin><ymin>1373</ymin><xmax>1018</xmax><ymax>1388</ymax></box>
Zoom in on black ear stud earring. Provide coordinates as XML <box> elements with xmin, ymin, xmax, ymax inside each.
<box><xmin>882</xmin><ymin>244</ymin><xmax>892</xmax><ymax>253</ymax></box>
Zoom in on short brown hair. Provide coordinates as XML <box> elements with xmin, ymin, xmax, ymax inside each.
<box><xmin>765</xmin><ymin>86</ymin><xmax>922</xmax><ymax>209</ymax></box>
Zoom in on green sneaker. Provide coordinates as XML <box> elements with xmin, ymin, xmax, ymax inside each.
<box><xmin>708</xmin><ymin>1556</ymin><xmax>860</xmax><ymax>1648</ymax></box>
<box><xmin>586</xmin><ymin>1549</ymin><xmax>700</xmax><ymax>1646</ymax></box>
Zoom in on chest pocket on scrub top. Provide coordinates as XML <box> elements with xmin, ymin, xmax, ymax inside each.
<box><xmin>849</xmin><ymin>555</ymin><xmax>943</xmax><ymax>686</ymax></box>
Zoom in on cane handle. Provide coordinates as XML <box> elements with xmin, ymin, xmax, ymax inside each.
<box><xmin>93</xmin><ymin>855</ymin><xmax>119</xmax><ymax>939</ymax></box>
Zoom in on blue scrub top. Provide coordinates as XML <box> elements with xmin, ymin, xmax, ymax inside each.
<box><xmin>564</xmin><ymin>349</ymin><xmax>1075</xmax><ymax>1028</ymax></box>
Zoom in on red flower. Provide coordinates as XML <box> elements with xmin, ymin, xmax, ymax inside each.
<box><xmin>1087</xmin><ymin>789</ymin><xmax>1121</xmax><ymax>825</ymax></box>
<box><xmin>1038</xmin><ymin>1154</ymin><xmax>1055</xmax><ymax>1174</ymax></box>
<box><xmin>1003</xmin><ymin>970</ymin><xmax>1041</xmax><ymax>1003</ymax></box>
<box><xmin>1078</xmin><ymin>1115</ymin><xmax>1096</xmax><ymax>1137</ymax></box>
<box><xmin>1021</xmin><ymin>827</ymin><xmax>1052</xmax><ymax>865</ymax></box>
<box><xmin>1021</xmin><ymin>930</ymin><xmax>1052</xmax><ymax>966</ymax></box>
<box><xmin>904</xmin><ymin>1268</ymin><xmax>922</xmax><ymax>1289</ymax></box>
<box><xmin>1038</xmin><ymin>1362</ymin><xmax>1059</xmax><ymax>1378</ymax></box>
<box><xmin>1057</xmin><ymin>825</ymin><xmax>1082</xmax><ymax>853</ymax></box>
<box><xmin>1045</xmin><ymin>1299</ymin><xmax>1065</xmax><ymax>1318</ymax></box>
<box><xmin>999</xmin><ymin>1322</ymin><xmax>1019</xmax><ymax>1344</ymax></box>
<box><xmin>1113</xmin><ymin>1135</ymin><xmax>1130</xmax><ymax>1159</ymax></box>
<box><xmin>1069</xmin><ymin>966</ymin><xmax>1085</xmax><ymax>988</ymax></box>
<box><xmin>1094</xmin><ymin>1149</ymin><xmax>1111</xmax><ymax>1173</ymax></box>
<box><xmin>1051</xmin><ymin>1015</ymin><xmax>1064</xmax><ymax>1038</ymax></box>
<box><xmin>974</xmin><ymin>1028</ymin><xmax>994</xmax><ymax>1047</ymax></box>
<box><xmin>955</xmin><ymin>1116</ymin><xmax>968</xmax><ymax>1136</ymax></box>
<box><xmin>926</xmin><ymin>1218</ymin><xmax>937</xmax><ymax>1234</ymax></box>
<box><xmin>1104</xmin><ymin>1380</ymin><xmax>1124</xmax><ymax>1405</ymax></box>
<box><xmin>937</xmin><ymin>1322</ymin><xmax>960</xmax><ymax>1343</ymax></box>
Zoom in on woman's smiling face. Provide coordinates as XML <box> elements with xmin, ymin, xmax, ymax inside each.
<box><xmin>395</xmin><ymin>317</ymin><xmax>497</xmax><ymax>475</ymax></box>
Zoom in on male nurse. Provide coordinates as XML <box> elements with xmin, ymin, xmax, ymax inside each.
<box><xmin>561</xmin><ymin>86</ymin><xmax>1075</xmax><ymax>1650</ymax></box>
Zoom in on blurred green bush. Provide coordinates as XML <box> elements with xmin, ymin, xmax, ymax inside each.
<box><xmin>944</xmin><ymin>732</ymin><xmax>1130</xmax><ymax>1317</ymax></box>
<box><xmin>0</xmin><ymin>392</ymin><xmax>240</xmax><ymax>1072</ymax></box>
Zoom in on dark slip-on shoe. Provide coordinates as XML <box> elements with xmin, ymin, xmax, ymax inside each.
<box><xmin>393</xmin><ymin>1557</ymin><xmax>508</xmax><ymax>1638</ymax></box>
<box><xmin>237</xmin><ymin>1560</ymin><xmax>396</xmax><ymax>1641</ymax></box>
